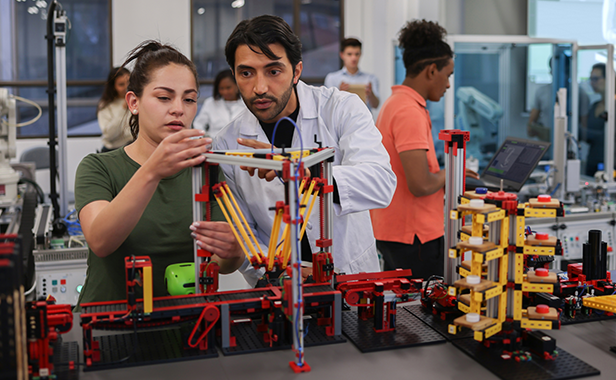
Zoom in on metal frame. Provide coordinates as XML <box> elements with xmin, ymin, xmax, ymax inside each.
<box><xmin>444</xmin><ymin>35</ymin><xmax>578</xmax><ymax>149</ymax></box>
<box><xmin>574</xmin><ymin>43</ymin><xmax>615</xmax><ymax>184</ymax></box>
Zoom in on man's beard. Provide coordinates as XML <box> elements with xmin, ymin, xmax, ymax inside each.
<box><xmin>246</xmin><ymin>77</ymin><xmax>295</xmax><ymax>123</ymax></box>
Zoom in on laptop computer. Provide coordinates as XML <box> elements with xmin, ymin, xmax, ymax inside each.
<box><xmin>465</xmin><ymin>137</ymin><xmax>550</xmax><ymax>192</ymax></box>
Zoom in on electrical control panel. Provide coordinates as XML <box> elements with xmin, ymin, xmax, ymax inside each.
<box><xmin>525</xmin><ymin>212</ymin><xmax>616</xmax><ymax>271</ymax></box>
<box><xmin>34</xmin><ymin>247</ymin><xmax>87</xmax><ymax>305</ymax></box>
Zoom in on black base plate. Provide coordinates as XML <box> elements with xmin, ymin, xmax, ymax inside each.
<box><xmin>560</xmin><ymin>311</ymin><xmax>616</xmax><ymax>325</ymax></box>
<box><xmin>341</xmin><ymin>308</ymin><xmax>446</xmax><ymax>353</ymax></box>
<box><xmin>84</xmin><ymin>325</ymin><xmax>217</xmax><ymax>371</ymax></box>
<box><xmin>53</xmin><ymin>340</ymin><xmax>80</xmax><ymax>380</ymax></box>
<box><xmin>220</xmin><ymin>317</ymin><xmax>345</xmax><ymax>356</ymax></box>
<box><xmin>452</xmin><ymin>337</ymin><xmax>600</xmax><ymax>380</ymax></box>
<box><xmin>404</xmin><ymin>304</ymin><xmax>474</xmax><ymax>340</ymax></box>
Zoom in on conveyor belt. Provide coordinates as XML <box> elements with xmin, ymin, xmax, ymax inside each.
<box><xmin>213</xmin><ymin>289</ymin><xmax>276</xmax><ymax>302</ymax></box>
<box><xmin>304</xmin><ymin>284</ymin><xmax>335</xmax><ymax>294</ymax></box>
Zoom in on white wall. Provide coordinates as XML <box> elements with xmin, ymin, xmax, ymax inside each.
<box><xmin>111</xmin><ymin>0</ymin><xmax>192</xmax><ymax>66</ymax></box>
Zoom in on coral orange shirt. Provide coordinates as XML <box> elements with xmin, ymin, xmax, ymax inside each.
<box><xmin>370</xmin><ymin>85</ymin><xmax>444</xmax><ymax>244</ymax></box>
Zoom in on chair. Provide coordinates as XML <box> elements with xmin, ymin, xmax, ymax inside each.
<box><xmin>19</xmin><ymin>146</ymin><xmax>57</xmax><ymax>170</ymax></box>
<box><xmin>19</xmin><ymin>146</ymin><xmax>73</xmax><ymax>204</ymax></box>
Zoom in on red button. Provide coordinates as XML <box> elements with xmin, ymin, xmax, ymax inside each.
<box><xmin>60</xmin><ymin>279</ymin><xmax>66</xmax><ymax>285</ymax></box>
<box><xmin>537</xmin><ymin>195</ymin><xmax>551</xmax><ymax>202</ymax></box>
<box><xmin>536</xmin><ymin>304</ymin><xmax>549</xmax><ymax>314</ymax></box>
<box><xmin>536</xmin><ymin>268</ymin><xmax>549</xmax><ymax>277</ymax></box>
<box><xmin>535</xmin><ymin>233</ymin><xmax>549</xmax><ymax>240</ymax></box>
<box><xmin>609</xmin><ymin>247</ymin><xmax>613</xmax><ymax>252</ymax></box>
<box><xmin>575</xmin><ymin>237</ymin><xmax>579</xmax><ymax>241</ymax></box>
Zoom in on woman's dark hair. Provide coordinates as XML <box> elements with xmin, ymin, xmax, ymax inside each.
<box><xmin>225</xmin><ymin>15</ymin><xmax>302</xmax><ymax>71</ymax></box>
<box><xmin>97</xmin><ymin>67</ymin><xmax>130</xmax><ymax>112</ymax></box>
<box><xmin>398</xmin><ymin>19</ymin><xmax>453</xmax><ymax>78</ymax></box>
<box><xmin>121</xmin><ymin>40</ymin><xmax>199</xmax><ymax>139</ymax></box>
<box><xmin>213</xmin><ymin>69</ymin><xmax>236</xmax><ymax>100</ymax></box>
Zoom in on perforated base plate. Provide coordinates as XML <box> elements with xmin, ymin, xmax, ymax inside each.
<box><xmin>52</xmin><ymin>340</ymin><xmax>79</xmax><ymax>380</ymax></box>
<box><xmin>220</xmin><ymin>317</ymin><xmax>345</xmax><ymax>356</ymax></box>
<box><xmin>452</xmin><ymin>337</ymin><xmax>600</xmax><ymax>380</ymax></box>
<box><xmin>560</xmin><ymin>311</ymin><xmax>616</xmax><ymax>325</ymax></box>
<box><xmin>404</xmin><ymin>304</ymin><xmax>474</xmax><ymax>340</ymax></box>
<box><xmin>84</xmin><ymin>325</ymin><xmax>217</xmax><ymax>371</ymax></box>
<box><xmin>341</xmin><ymin>308</ymin><xmax>446</xmax><ymax>353</ymax></box>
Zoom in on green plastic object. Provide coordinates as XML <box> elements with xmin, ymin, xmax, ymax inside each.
<box><xmin>164</xmin><ymin>263</ymin><xmax>195</xmax><ymax>295</ymax></box>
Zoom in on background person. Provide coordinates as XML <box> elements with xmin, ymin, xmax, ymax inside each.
<box><xmin>370</xmin><ymin>20</ymin><xmax>477</xmax><ymax>279</ymax></box>
<box><xmin>193</xmin><ymin>69</ymin><xmax>246</xmax><ymax>137</ymax></box>
<box><xmin>324</xmin><ymin>38</ymin><xmax>380</xmax><ymax>109</ymax></box>
<box><xmin>75</xmin><ymin>41</ymin><xmax>243</xmax><ymax>307</ymax></box>
<box><xmin>97</xmin><ymin>67</ymin><xmax>134</xmax><ymax>152</ymax></box>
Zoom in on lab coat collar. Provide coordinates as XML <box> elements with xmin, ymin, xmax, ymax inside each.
<box><xmin>237</xmin><ymin>81</ymin><xmax>315</xmax><ymax>136</ymax></box>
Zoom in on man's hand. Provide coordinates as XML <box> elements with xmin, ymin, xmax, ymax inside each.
<box><xmin>465</xmin><ymin>168</ymin><xmax>480</xmax><ymax>180</ymax></box>
<box><xmin>237</xmin><ymin>138</ymin><xmax>310</xmax><ymax>181</ymax></box>
<box><xmin>339</xmin><ymin>81</ymin><xmax>350</xmax><ymax>91</ymax></box>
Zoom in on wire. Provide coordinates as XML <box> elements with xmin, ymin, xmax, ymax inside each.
<box><xmin>24</xmin><ymin>279</ymin><xmax>37</xmax><ymax>296</ymax></box>
<box><xmin>18</xmin><ymin>177</ymin><xmax>45</xmax><ymax>204</ymax></box>
<box><xmin>0</xmin><ymin>95</ymin><xmax>43</xmax><ymax>128</ymax></box>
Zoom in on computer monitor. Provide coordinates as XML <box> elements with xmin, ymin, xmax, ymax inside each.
<box><xmin>480</xmin><ymin>137</ymin><xmax>551</xmax><ymax>192</ymax></box>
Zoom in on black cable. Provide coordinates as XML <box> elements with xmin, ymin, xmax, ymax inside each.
<box><xmin>19</xmin><ymin>177</ymin><xmax>45</xmax><ymax>204</ymax></box>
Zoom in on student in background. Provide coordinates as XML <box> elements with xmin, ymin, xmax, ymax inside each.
<box><xmin>324</xmin><ymin>38</ymin><xmax>380</xmax><ymax>109</ymax></box>
<box><xmin>370</xmin><ymin>20</ymin><xmax>477</xmax><ymax>279</ymax></box>
<box><xmin>193</xmin><ymin>69</ymin><xmax>246</xmax><ymax>137</ymax></box>
<box><xmin>97</xmin><ymin>67</ymin><xmax>134</xmax><ymax>152</ymax></box>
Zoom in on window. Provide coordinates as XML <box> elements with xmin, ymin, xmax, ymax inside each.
<box><xmin>191</xmin><ymin>0</ymin><xmax>342</xmax><ymax>86</ymax></box>
<box><xmin>0</xmin><ymin>0</ymin><xmax>111</xmax><ymax>137</ymax></box>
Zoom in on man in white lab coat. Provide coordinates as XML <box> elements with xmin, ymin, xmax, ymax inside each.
<box><xmin>214</xmin><ymin>15</ymin><xmax>396</xmax><ymax>285</ymax></box>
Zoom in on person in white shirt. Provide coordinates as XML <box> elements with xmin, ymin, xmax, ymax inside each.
<box><xmin>324</xmin><ymin>38</ymin><xmax>380</xmax><ymax>109</ymax></box>
<box><xmin>214</xmin><ymin>15</ymin><xmax>395</xmax><ymax>285</ymax></box>
<box><xmin>97</xmin><ymin>67</ymin><xmax>134</xmax><ymax>152</ymax></box>
<box><xmin>192</xmin><ymin>69</ymin><xmax>246</xmax><ymax>137</ymax></box>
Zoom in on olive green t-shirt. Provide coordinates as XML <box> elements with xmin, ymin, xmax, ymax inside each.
<box><xmin>74</xmin><ymin>147</ymin><xmax>223</xmax><ymax>308</ymax></box>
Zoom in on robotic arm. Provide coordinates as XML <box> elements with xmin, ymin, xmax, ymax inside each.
<box><xmin>456</xmin><ymin>86</ymin><xmax>503</xmax><ymax>162</ymax></box>
<box><xmin>0</xmin><ymin>89</ymin><xmax>43</xmax><ymax>203</ymax></box>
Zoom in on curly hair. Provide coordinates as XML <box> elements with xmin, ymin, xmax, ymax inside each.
<box><xmin>398</xmin><ymin>19</ymin><xmax>453</xmax><ymax>78</ymax></box>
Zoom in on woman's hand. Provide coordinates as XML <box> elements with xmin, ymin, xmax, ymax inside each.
<box><xmin>144</xmin><ymin>129</ymin><xmax>211</xmax><ymax>180</ymax></box>
<box><xmin>190</xmin><ymin>221</ymin><xmax>245</xmax><ymax>274</ymax></box>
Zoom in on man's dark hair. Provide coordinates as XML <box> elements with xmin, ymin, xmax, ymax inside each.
<box><xmin>593</xmin><ymin>62</ymin><xmax>606</xmax><ymax>78</ymax></box>
<box><xmin>225</xmin><ymin>15</ymin><xmax>302</xmax><ymax>70</ymax></box>
<box><xmin>398</xmin><ymin>19</ymin><xmax>453</xmax><ymax>78</ymax></box>
<box><xmin>340</xmin><ymin>38</ymin><xmax>362</xmax><ymax>52</ymax></box>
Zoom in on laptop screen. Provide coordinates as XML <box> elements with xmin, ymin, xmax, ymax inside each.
<box><xmin>480</xmin><ymin>137</ymin><xmax>550</xmax><ymax>192</ymax></box>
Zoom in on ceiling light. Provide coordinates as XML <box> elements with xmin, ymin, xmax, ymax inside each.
<box><xmin>231</xmin><ymin>0</ymin><xmax>244</xmax><ymax>9</ymax></box>
<box><xmin>197</xmin><ymin>7</ymin><xmax>205</xmax><ymax>15</ymax></box>
<box><xmin>27</xmin><ymin>6</ymin><xmax>39</xmax><ymax>14</ymax></box>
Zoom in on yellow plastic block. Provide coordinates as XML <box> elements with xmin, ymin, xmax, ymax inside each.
<box><xmin>448</xmin><ymin>286</ymin><xmax>457</xmax><ymax>296</ymax></box>
<box><xmin>516</xmin><ymin>216</ymin><xmax>526</xmax><ymax>246</ymax></box>
<box><xmin>474</xmin><ymin>331</ymin><xmax>484</xmax><ymax>341</ymax></box>
<box><xmin>520</xmin><ymin>318</ymin><xmax>553</xmax><ymax>330</ymax></box>
<box><xmin>484</xmin><ymin>322</ymin><xmax>503</xmax><ymax>339</ymax></box>
<box><xmin>513</xmin><ymin>290</ymin><xmax>523</xmax><ymax>320</ymax></box>
<box><xmin>142</xmin><ymin>266</ymin><xmax>153</xmax><ymax>314</ymax></box>
<box><xmin>458</xmin><ymin>302</ymin><xmax>471</xmax><ymax>314</ymax></box>
<box><xmin>521</xmin><ymin>281</ymin><xmax>554</xmax><ymax>293</ymax></box>
<box><xmin>449</xmin><ymin>248</ymin><xmax>460</xmax><ymax>258</ymax></box>
<box><xmin>524</xmin><ymin>208</ymin><xmax>557</xmax><ymax>218</ymax></box>
<box><xmin>583</xmin><ymin>295</ymin><xmax>616</xmax><ymax>313</ymax></box>
<box><xmin>486</xmin><ymin>209</ymin><xmax>506</xmax><ymax>223</ymax></box>
<box><xmin>523</xmin><ymin>245</ymin><xmax>557</xmax><ymax>256</ymax></box>
<box><xmin>450</xmin><ymin>210</ymin><xmax>459</xmax><ymax>220</ymax></box>
<box><xmin>515</xmin><ymin>254</ymin><xmax>524</xmax><ymax>283</ymax></box>
<box><xmin>448</xmin><ymin>324</ymin><xmax>459</xmax><ymax>334</ymax></box>
<box><xmin>485</xmin><ymin>248</ymin><xmax>504</xmax><ymax>262</ymax></box>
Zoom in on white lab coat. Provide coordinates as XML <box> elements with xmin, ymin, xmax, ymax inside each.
<box><xmin>213</xmin><ymin>81</ymin><xmax>396</xmax><ymax>285</ymax></box>
<box><xmin>193</xmin><ymin>97</ymin><xmax>246</xmax><ymax>138</ymax></box>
